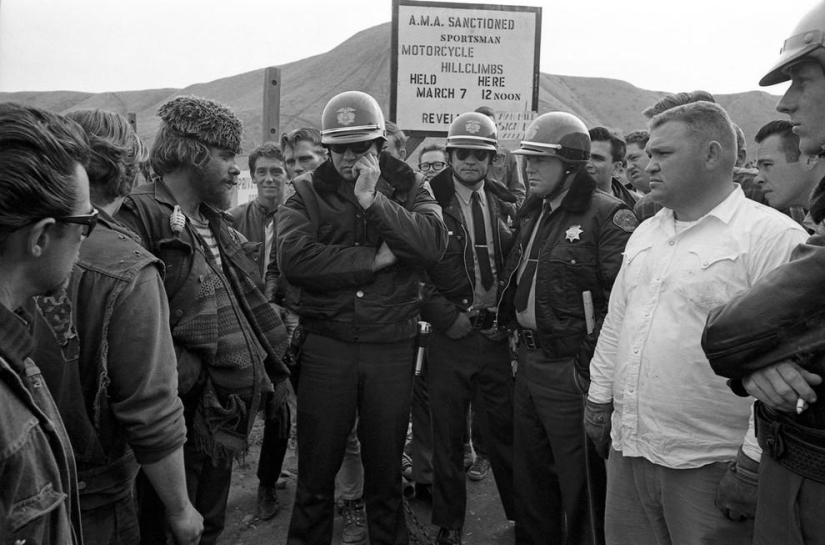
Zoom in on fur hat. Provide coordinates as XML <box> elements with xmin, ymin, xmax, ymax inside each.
<box><xmin>157</xmin><ymin>95</ymin><xmax>243</xmax><ymax>154</ymax></box>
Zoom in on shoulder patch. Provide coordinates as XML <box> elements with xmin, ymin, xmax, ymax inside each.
<box><xmin>612</xmin><ymin>209</ymin><xmax>639</xmax><ymax>233</ymax></box>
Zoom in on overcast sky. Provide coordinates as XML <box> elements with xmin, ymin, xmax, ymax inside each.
<box><xmin>0</xmin><ymin>0</ymin><xmax>818</xmax><ymax>95</ymax></box>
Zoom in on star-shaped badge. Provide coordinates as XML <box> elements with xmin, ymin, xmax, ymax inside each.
<box><xmin>565</xmin><ymin>225</ymin><xmax>583</xmax><ymax>242</ymax></box>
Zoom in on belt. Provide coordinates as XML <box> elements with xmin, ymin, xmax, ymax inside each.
<box><xmin>517</xmin><ymin>328</ymin><xmax>542</xmax><ymax>350</ymax></box>
<box><xmin>469</xmin><ymin>310</ymin><xmax>496</xmax><ymax>330</ymax></box>
<box><xmin>755</xmin><ymin>401</ymin><xmax>825</xmax><ymax>483</ymax></box>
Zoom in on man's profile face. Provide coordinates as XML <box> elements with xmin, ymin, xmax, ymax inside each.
<box><xmin>777</xmin><ymin>61</ymin><xmax>825</xmax><ymax>156</ymax></box>
<box><xmin>330</xmin><ymin>141</ymin><xmax>379</xmax><ymax>181</ymax></box>
<box><xmin>625</xmin><ymin>143</ymin><xmax>651</xmax><ymax>193</ymax></box>
<box><xmin>449</xmin><ymin>148</ymin><xmax>492</xmax><ymax>186</ymax></box>
<box><xmin>525</xmin><ymin>155</ymin><xmax>567</xmax><ymax>199</ymax></box>
<box><xmin>252</xmin><ymin>156</ymin><xmax>286</xmax><ymax>204</ymax></box>
<box><xmin>645</xmin><ymin>121</ymin><xmax>705</xmax><ymax>212</ymax></box>
<box><xmin>755</xmin><ymin>133</ymin><xmax>808</xmax><ymax>210</ymax></box>
<box><xmin>284</xmin><ymin>140</ymin><xmax>326</xmax><ymax>180</ymax></box>
<box><xmin>197</xmin><ymin>147</ymin><xmax>240</xmax><ymax>210</ymax></box>
<box><xmin>586</xmin><ymin>140</ymin><xmax>620</xmax><ymax>188</ymax></box>
<box><xmin>384</xmin><ymin>134</ymin><xmax>406</xmax><ymax>160</ymax></box>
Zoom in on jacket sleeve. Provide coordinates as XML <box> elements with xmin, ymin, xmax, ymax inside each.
<box><xmin>704</xmin><ymin>234</ymin><xmax>825</xmax><ymax>379</ymax></box>
<box><xmin>364</xmin><ymin>184</ymin><xmax>448</xmax><ymax>270</ymax></box>
<box><xmin>98</xmin><ymin>265</ymin><xmax>186</xmax><ymax>465</ymax></box>
<box><xmin>277</xmin><ymin>191</ymin><xmax>379</xmax><ymax>291</ymax></box>
<box><xmin>419</xmin><ymin>274</ymin><xmax>461</xmax><ymax>333</ymax></box>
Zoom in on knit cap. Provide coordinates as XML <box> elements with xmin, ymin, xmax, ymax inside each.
<box><xmin>157</xmin><ymin>95</ymin><xmax>243</xmax><ymax>154</ymax></box>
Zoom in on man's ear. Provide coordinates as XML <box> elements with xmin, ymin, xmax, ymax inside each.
<box><xmin>26</xmin><ymin>218</ymin><xmax>56</xmax><ymax>258</ymax></box>
<box><xmin>611</xmin><ymin>160</ymin><xmax>623</xmax><ymax>178</ymax></box>
<box><xmin>705</xmin><ymin>141</ymin><xmax>724</xmax><ymax>169</ymax></box>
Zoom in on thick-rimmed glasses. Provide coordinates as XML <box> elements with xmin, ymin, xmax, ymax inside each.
<box><xmin>57</xmin><ymin>208</ymin><xmax>99</xmax><ymax>238</ymax></box>
<box><xmin>418</xmin><ymin>161</ymin><xmax>447</xmax><ymax>172</ymax></box>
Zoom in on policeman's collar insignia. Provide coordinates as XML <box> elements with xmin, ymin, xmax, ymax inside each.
<box><xmin>466</xmin><ymin>120</ymin><xmax>481</xmax><ymax>133</ymax></box>
<box><xmin>565</xmin><ymin>224</ymin><xmax>583</xmax><ymax>242</ymax></box>
<box><xmin>612</xmin><ymin>209</ymin><xmax>639</xmax><ymax>233</ymax></box>
<box><xmin>337</xmin><ymin>107</ymin><xmax>356</xmax><ymax>126</ymax></box>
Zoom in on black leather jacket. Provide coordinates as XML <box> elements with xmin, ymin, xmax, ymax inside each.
<box><xmin>420</xmin><ymin>168</ymin><xmax>517</xmax><ymax>332</ymax></box>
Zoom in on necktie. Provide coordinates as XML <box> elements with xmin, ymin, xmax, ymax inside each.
<box><xmin>514</xmin><ymin>202</ymin><xmax>551</xmax><ymax>312</ymax></box>
<box><xmin>471</xmin><ymin>191</ymin><xmax>495</xmax><ymax>290</ymax></box>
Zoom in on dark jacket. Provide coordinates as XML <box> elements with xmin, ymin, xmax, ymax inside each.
<box><xmin>227</xmin><ymin>198</ymin><xmax>277</xmax><ymax>278</ymax></box>
<box><xmin>703</xmin><ymin>233</ymin><xmax>825</xmax><ymax>426</ymax></box>
<box><xmin>277</xmin><ymin>153</ymin><xmax>448</xmax><ymax>343</ymax></box>
<box><xmin>498</xmin><ymin>172</ymin><xmax>636</xmax><ymax>372</ymax></box>
<box><xmin>0</xmin><ymin>305</ymin><xmax>81</xmax><ymax>544</ymax></box>
<box><xmin>32</xmin><ymin>210</ymin><xmax>186</xmax><ymax>511</ymax></box>
<box><xmin>117</xmin><ymin>180</ymin><xmax>290</xmax><ymax>395</ymax></box>
<box><xmin>421</xmin><ymin>168</ymin><xmax>517</xmax><ymax>332</ymax></box>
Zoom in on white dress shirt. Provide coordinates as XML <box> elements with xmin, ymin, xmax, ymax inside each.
<box><xmin>589</xmin><ymin>186</ymin><xmax>808</xmax><ymax>468</ymax></box>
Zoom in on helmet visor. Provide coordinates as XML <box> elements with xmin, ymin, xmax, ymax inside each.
<box><xmin>760</xmin><ymin>29</ymin><xmax>825</xmax><ymax>86</ymax></box>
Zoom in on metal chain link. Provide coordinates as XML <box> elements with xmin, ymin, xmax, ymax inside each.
<box><xmin>403</xmin><ymin>495</ymin><xmax>437</xmax><ymax>545</ymax></box>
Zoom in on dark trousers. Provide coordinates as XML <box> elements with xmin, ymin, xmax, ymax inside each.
<box><xmin>82</xmin><ymin>493</ymin><xmax>140</xmax><ymax>545</ymax></box>
<box><xmin>183</xmin><ymin>441</ymin><xmax>234</xmax><ymax>545</ymax></box>
<box><xmin>410</xmin><ymin>371</ymin><xmax>434</xmax><ymax>485</ymax></box>
<box><xmin>428</xmin><ymin>330</ymin><xmax>515</xmax><ymax>529</ymax></box>
<box><xmin>513</xmin><ymin>347</ymin><xmax>605</xmax><ymax>545</ymax></box>
<box><xmin>754</xmin><ymin>453</ymin><xmax>825</xmax><ymax>545</ymax></box>
<box><xmin>257</xmin><ymin>385</ymin><xmax>295</xmax><ymax>487</ymax></box>
<box><xmin>287</xmin><ymin>334</ymin><xmax>414</xmax><ymax>545</ymax></box>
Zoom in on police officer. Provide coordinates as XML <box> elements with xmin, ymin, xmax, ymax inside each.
<box><xmin>498</xmin><ymin>112</ymin><xmax>636</xmax><ymax>545</ymax></box>
<box><xmin>421</xmin><ymin>112</ymin><xmax>517</xmax><ymax>544</ymax></box>
<box><xmin>703</xmin><ymin>3</ymin><xmax>825</xmax><ymax>542</ymax></box>
<box><xmin>277</xmin><ymin>91</ymin><xmax>447</xmax><ymax>544</ymax></box>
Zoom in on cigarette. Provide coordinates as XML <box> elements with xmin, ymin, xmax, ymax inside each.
<box><xmin>796</xmin><ymin>397</ymin><xmax>808</xmax><ymax>415</ymax></box>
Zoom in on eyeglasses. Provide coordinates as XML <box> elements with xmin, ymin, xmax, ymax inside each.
<box><xmin>57</xmin><ymin>208</ymin><xmax>99</xmax><ymax>238</ymax></box>
<box><xmin>418</xmin><ymin>161</ymin><xmax>447</xmax><ymax>172</ymax></box>
<box><xmin>455</xmin><ymin>149</ymin><xmax>491</xmax><ymax>161</ymax></box>
<box><xmin>327</xmin><ymin>140</ymin><xmax>375</xmax><ymax>155</ymax></box>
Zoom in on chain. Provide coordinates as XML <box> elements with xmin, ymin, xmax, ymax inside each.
<box><xmin>403</xmin><ymin>495</ymin><xmax>437</xmax><ymax>545</ymax></box>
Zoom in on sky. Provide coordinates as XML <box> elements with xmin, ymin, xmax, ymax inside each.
<box><xmin>0</xmin><ymin>0</ymin><xmax>820</xmax><ymax>95</ymax></box>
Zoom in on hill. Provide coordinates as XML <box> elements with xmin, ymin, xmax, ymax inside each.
<box><xmin>0</xmin><ymin>23</ymin><xmax>782</xmax><ymax>158</ymax></box>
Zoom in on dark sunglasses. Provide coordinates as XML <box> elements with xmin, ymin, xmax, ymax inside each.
<box><xmin>57</xmin><ymin>208</ymin><xmax>99</xmax><ymax>238</ymax></box>
<box><xmin>327</xmin><ymin>140</ymin><xmax>375</xmax><ymax>155</ymax></box>
<box><xmin>455</xmin><ymin>149</ymin><xmax>491</xmax><ymax>161</ymax></box>
<box><xmin>418</xmin><ymin>161</ymin><xmax>447</xmax><ymax>172</ymax></box>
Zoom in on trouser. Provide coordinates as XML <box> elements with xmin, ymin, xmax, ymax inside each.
<box><xmin>336</xmin><ymin>419</ymin><xmax>365</xmax><ymax>501</ymax></box>
<box><xmin>287</xmin><ymin>334</ymin><xmax>414</xmax><ymax>545</ymax></box>
<box><xmin>754</xmin><ymin>453</ymin><xmax>825</xmax><ymax>545</ymax></box>
<box><xmin>471</xmin><ymin>390</ymin><xmax>488</xmax><ymax>459</ymax></box>
<box><xmin>513</xmin><ymin>348</ymin><xmax>605</xmax><ymax>545</ymax></box>
<box><xmin>428</xmin><ymin>330</ymin><xmax>515</xmax><ymax>529</ymax></box>
<box><xmin>257</xmin><ymin>395</ymin><xmax>291</xmax><ymax>488</ymax></box>
<box><xmin>410</xmin><ymin>368</ymin><xmax>434</xmax><ymax>485</ymax></box>
<box><xmin>82</xmin><ymin>493</ymin><xmax>140</xmax><ymax>545</ymax></box>
<box><xmin>183</xmin><ymin>441</ymin><xmax>234</xmax><ymax>545</ymax></box>
<box><xmin>605</xmin><ymin>449</ymin><xmax>752</xmax><ymax>545</ymax></box>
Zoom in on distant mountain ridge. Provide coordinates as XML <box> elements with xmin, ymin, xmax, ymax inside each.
<box><xmin>0</xmin><ymin>23</ymin><xmax>782</xmax><ymax>158</ymax></box>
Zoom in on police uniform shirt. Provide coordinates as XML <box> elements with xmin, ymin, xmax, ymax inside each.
<box><xmin>453</xmin><ymin>178</ymin><xmax>498</xmax><ymax>310</ymax></box>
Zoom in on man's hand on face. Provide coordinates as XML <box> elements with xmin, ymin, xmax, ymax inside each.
<box><xmin>353</xmin><ymin>152</ymin><xmax>381</xmax><ymax>209</ymax></box>
<box><xmin>371</xmin><ymin>241</ymin><xmax>398</xmax><ymax>272</ymax></box>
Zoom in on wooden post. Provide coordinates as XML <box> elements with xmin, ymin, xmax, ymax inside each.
<box><xmin>262</xmin><ymin>67</ymin><xmax>281</xmax><ymax>145</ymax></box>
<box><xmin>127</xmin><ymin>113</ymin><xmax>137</xmax><ymax>133</ymax></box>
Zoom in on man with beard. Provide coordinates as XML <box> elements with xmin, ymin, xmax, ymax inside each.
<box><xmin>117</xmin><ymin>95</ymin><xmax>290</xmax><ymax>545</ymax></box>
<box><xmin>278</xmin><ymin>90</ymin><xmax>447</xmax><ymax>544</ymax></box>
<box><xmin>421</xmin><ymin>111</ymin><xmax>518</xmax><ymax>544</ymax></box>
<box><xmin>0</xmin><ymin>103</ymin><xmax>91</xmax><ymax>544</ymax></box>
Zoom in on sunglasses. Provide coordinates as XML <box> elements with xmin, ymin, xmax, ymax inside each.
<box><xmin>327</xmin><ymin>140</ymin><xmax>375</xmax><ymax>155</ymax></box>
<box><xmin>418</xmin><ymin>161</ymin><xmax>447</xmax><ymax>172</ymax></box>
<box><xmin>57</xmin><ymin>208</ymin><xmax>99</xmax><ymax>238</ymax></box>
<box><xmin>454</xmin><ymin>149</ymin><xmax>491</xmax><ymax>161</ymax></box>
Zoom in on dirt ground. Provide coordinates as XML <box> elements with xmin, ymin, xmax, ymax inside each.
<box><xmin>218</xmin><ymin>418</ymin><xmax>514</xmax><ymax>544</ymax></box>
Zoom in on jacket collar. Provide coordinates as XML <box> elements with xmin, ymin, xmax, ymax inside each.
<box><xmin>0</xmin><ymin>304</ymin><xmax>33</xmax><ymax>366</ymax></box>
<box><xmin>430</xmin><ymin>167</ymin><xmax>517</xmax><ymax>209</ymax></box>
<box><xmin>518</xmin><ymin>169</ymin><xmax>596</xmax><ymax>220</ymax></box>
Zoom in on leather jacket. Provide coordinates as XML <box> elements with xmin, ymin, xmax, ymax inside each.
<box><xmin>277</xmin><ymin>153</ymin><xmax>448</xmax><ymax>343</ymax></box>
<box><xmin>498</xmin><ymin>172</ymin><xmax>636</xmax><ymax>373</ymax></box>
<box><xmin>420</xmin><ymin>168</ymin><xmax>517</xmax><ymax>332</ymax></box>
<box><xmin>227</xmin><ymin>198</ymin><xmax>277</xmax><ymax>278</ymax></box>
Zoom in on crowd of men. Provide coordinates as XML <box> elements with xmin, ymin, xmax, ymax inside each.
<box><xmin>4</xmin><ymin>3</ymin><xmax>825</xmax><ymax>545</ymax></box>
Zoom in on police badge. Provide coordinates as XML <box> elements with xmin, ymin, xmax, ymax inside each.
<box><xmin>337</xmin><ymin>107</ymin><xmax>356</xmax><ymax>126</ymax></box>
<box><xmin>466</xmin><ymin>120</ymin><xmax>481</xmax><ymax>134</ymax></box>
<box><xmin>565</xmin><ymin>225</ymin><xmax>583</xmax><ymax>242</ymax></box>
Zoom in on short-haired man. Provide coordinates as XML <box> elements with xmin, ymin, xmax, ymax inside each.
<box><xmin>417</xmin><ymin>143</ymin><xmax>449</xmax><ymax>182</ymax></box>
<box><xmin>702</xmin><ymin>4</ymin><xmax>825</xmax><ymax>542</ymax></box>
<box><xmin>754</xmin><ymin>119</ymin><xmax>821</xmax><ymax>228</ymax></box>
<box><xmin>280</xmin><ymin>127</ymin><xmax>327</xmax><ymax>184</ymax></box>
<box><xmin>31</xmin><ymin>109</ymin><xmax>202</xmax><ymax>545</ymax></box>
<box><xmin>0</xmin><ymin>103</ymin><xmax>91</xmax><ymax>543</ymax></box>
<box><xmin>117</xmin><ymin>95</ymin><xmax>290</xmax><ymax>545</ymax></box>
<box><xmin>586</xmin><ymin>101</ymin><xmax>807</xmax><ymax>544</ymax></box>
<box><xmin>498</xmin><ymin>112</ymin><xmax>636</xmax><ymax>544</ymax></box>
<box><xmin>385</xmin><ymin>121</ymin><xmax>408</xmax><ymax>160</ymax></box>
<box><xmin>420</xmin><ymin>111</ymin><xmax>517</xmax><ymax>544</ymax></box>
<box><xmin>278</xmin><ymin>91</ymin><xmax>447</xmax><ymax>543</ymax></box>
<box><xmin>625</xmin><ymin>130</ymin><xmax>663</xmax><ymax>222</ymax></box>
<box><xmin>588</xmin><ymin>126</ymin><xmax>638</xmax><ymax>209</ymax></box>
